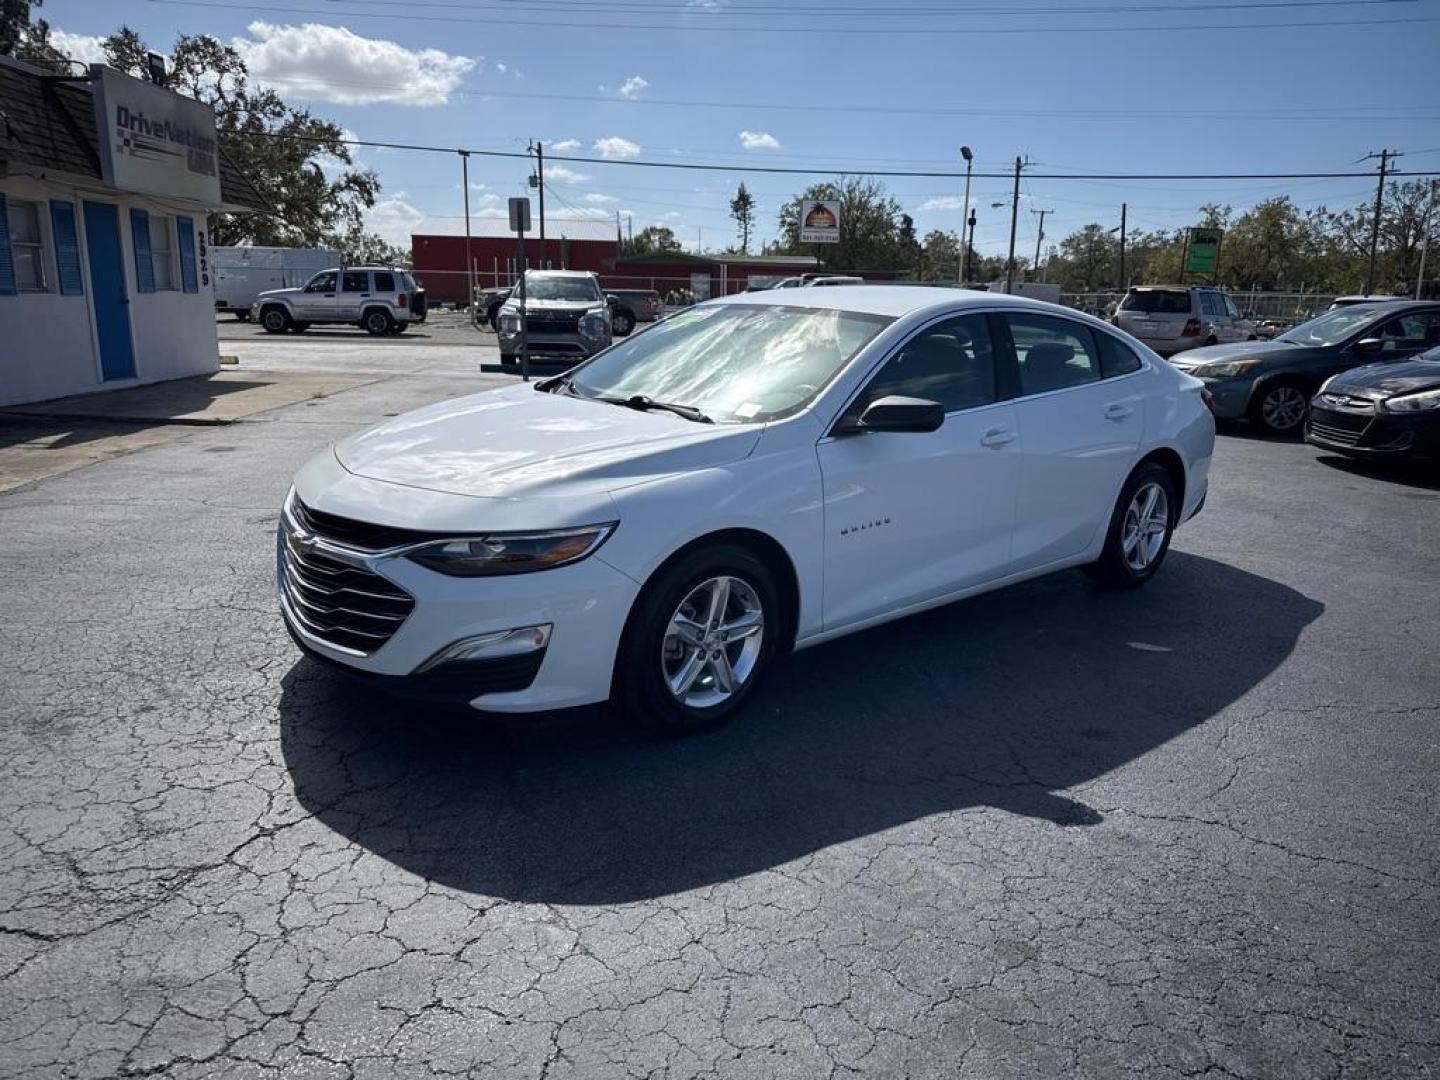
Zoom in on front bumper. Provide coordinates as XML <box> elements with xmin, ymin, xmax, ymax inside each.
<box><xmin>276</xmin><ymin>504</ymin><xmax>640</xmax><ymax>713</ymax></box>
<box><xmin>497</xmin><ymin>330</ymin><xmax>609</xmax><ymax>358</ymax></box>
<box><xmin>1305</xmin><ymin>404</ymin><xmax>1440</xmax><ymax>460</ymax></box>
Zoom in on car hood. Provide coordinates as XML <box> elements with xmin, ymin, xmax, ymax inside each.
<box><xmin>333</xmin><ymin>383</ymin><xmax>761</xmax><ymax>499</ymax></box>
<box><xmin>1169</xmin><ymin>340</ymin><xmax>1324</xmax><ymax>369</ymax></box>
<box><xmin>1324</xmin><ymin>355</ymin><xmax>1440</xmax><ymax>400</ymax></box>
<box><xmin>256</xmin><ymin>286</ymin><xmax>302</xmax><ymax>300</ymax></box>
<box><xmin>500</xmin><ymin>298</ymin><xmax>603</xmax><ymax>313</ymax></box>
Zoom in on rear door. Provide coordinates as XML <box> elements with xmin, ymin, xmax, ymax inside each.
<box><xmin>335</xmin><ymin>270</ymin><xmax>371</xmax><ymax>322</ymax></box>
<box><xmin>816</xmin><ymin>311</ymin><xmax>1021</xmax><ymax>630</ymax></box>
<box><xmin>1002</xmin><ymin>313</ymin><xmax>1145</xmax><ymax>572</ymax></box>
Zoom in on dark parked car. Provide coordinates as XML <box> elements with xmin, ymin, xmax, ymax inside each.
<box><xmin>483</xmin><ymin>285</ymin><xmax>643</xmax><ymax>336</ymax></box>
<box><xmin>1167</xmin><ymin>301</ymin><xmax>1440</xmax><ymax>434</ymax></box>
<box><xmin>1305</xmin><ymin>345</ymin><xmax>1440</xmax><ymax>463</ymax></box>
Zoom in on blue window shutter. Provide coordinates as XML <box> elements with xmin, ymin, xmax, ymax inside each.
<box><xmin>0</xmin><ymin>193</ymin><xmax>16</xmax><ymax>297</ymax></box>
<box><xmin>177</xmin><ymin>216</ymin><xmax>199</xmax><ymax>294</ymax></box>
<box><xmin>130</xmin><ymin>207</ymin><xmax>155</xmax><ymax>294</ymax></box>
<box><xmin>50</xmin><ymin>200</ymin><xmax>84</xmax><ymax>296</ymax></box>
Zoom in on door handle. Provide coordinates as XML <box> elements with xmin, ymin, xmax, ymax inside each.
<box><xmin>1104</xmin><ymin>403</ymin><xmax>1135</xmax><ymax>420</ymax></box>
<box><xmin>360</xmin><ymin>293</ymin><xmax>371</xmax><ymax>297</ymax></box>
<box><xmin>324</xmin><ymin>293</ymin><xmax>335</xmax><ymax>298</ymax></box>
<box><xmin>980</xmin><ymin>426</ymin><xmax>1017</xmax><ymax>447</ymax></box>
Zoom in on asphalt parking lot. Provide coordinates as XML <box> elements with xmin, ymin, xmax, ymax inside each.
<box><xmin>1</xmin><ymin>331</ymin><xmax>1437</xmax><ymax>1079</ymax></box>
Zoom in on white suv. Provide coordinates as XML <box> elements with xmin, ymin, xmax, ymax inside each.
<box><xmin>1114</xmin><ymin>286</ymin><xmax>1255</xmax><ymax>357</ymax></box>
<box><xmin>253</xmin><ymin>267</ymin><xmax>427</xmax><ymax>336</ymax></box>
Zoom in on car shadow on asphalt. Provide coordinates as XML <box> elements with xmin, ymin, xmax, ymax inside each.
<box><xmin>1313</xmin><ymin>453</ymin><xmax>1440</xmax><ymax>492</ymax></box>
<box><xmin>277</xmin><ymin>552</ymin><xmax>1322</xmax><ymax>904</ymax></box>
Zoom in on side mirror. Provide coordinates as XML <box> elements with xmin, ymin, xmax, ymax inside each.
<box><xmin>1354</xmin><ymin>337</ymin><xmax>1384</xmax><ymax>354</ymax></box>
<box><xmin>836</xmin><ymin>395</ymin><xmax>945</xmax><ymax>436</ymax></box>
<box><xmin>605</xmin><ymin>294</ymin><xmax>619</xmax><ymax>304</ymax></box>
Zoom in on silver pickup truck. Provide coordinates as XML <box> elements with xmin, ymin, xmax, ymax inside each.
<box><xmin>252</xmin><ymin>267</ymin><xmax>427</xmax><ymax>336</ymax></box>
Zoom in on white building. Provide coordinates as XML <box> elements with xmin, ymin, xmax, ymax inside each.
<box><xmin>0</xmin><ymin>57</ymin><xmax>265</xmax><ymax>407</ymax></box>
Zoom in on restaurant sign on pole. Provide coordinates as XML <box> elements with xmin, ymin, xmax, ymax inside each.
<box><xmin>799</xmin><ymin>199</ymin><xmax>842</xmax><ymax>244</ymax></box>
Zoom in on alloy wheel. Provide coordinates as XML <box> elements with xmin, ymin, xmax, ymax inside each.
<box><xmin>662</xmin><ymin>575</ymin><xmax>765</xmax><ymax>709</ymax></box>
<box><xmin>1261</xmin><ymin>385</ymin><xmax>1307</xmax><ymax>431</ymax></box>
<box><xmin>1121</xmin><ymin>481</ymin><xmax>1169</xmax><ymax>573</ymax></box>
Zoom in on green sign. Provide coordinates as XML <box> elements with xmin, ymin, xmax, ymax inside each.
<box><xmin>1184</xmin><ymin>227</ymin><xmax>1223</xmax><ymax>274</ymax></box>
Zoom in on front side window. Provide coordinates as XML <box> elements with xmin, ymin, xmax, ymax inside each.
<box><xmin>305</xmin><ymin>271</ymin><xmax>337</xmax><ymax>293</ymax></box>
<box><xmin>525</xmin><ymin>275</ymin><xmax>603</xmax><ymax>302</ymax></box>
<box><xmin>150</xmin><ymin>215</ymin><xmax>175</xmax><ymax>290</ymax></box>
<box><xmin>1007</xmin><ymin>314</ymin><xmax>1102</xmax><ymax>395</ymax></box>
<box><xmin>9</xmin><ymin>200</ymin><xmax>46</xmax><ymax>292</ymax></box>
<box><xmin>1377</xmin><ymin>311</ymin><xmax>1440</xmax><ymax>350</ymax></box>
<box><xmin>569</xmin><ymin>303</ymin><xmax>891</xmax><ymax>423</ymax></box>
<box><xmin>1223</xmin><ymin>295</ymin><xmax>1242</xmax><ymax>318</ymax></box>
<box><xmin>1278</xmin><ymin>307</ymin><xmax>1382</xmax><ymax>346</ymax></box>
<box><xmin>849</xmin><ymin>313</ymin><xmax>996</xmax><ymax>417</ymax></box>
<box><xmin>342</xmin><ymin>270</ymin><xmax>369</xmax><ymax>292</ymax></box>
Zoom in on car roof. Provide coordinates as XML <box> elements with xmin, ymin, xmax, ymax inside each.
<box><xmin>524</xmin><ymin>269</ymin><xmax>596</xmax><ymax>277</ymax></box>
<box><xmin>706</xmin><ymin>284</ymin><xmax>1074</xmax><ymax>319</ymax></box>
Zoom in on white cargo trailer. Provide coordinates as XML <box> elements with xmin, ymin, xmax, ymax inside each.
<box><xmin>212</xmin><ymin>246</ymin><xmax>341</xmax><ymax>319</ymax></box>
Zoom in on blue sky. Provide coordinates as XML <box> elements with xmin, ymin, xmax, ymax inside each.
<box><xmin>44</xmin><ymin>0</ymin><xmax>1440</xmax><ymax>259</ymax></box>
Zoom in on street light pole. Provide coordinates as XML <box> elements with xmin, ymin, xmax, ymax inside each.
<box><xmin>959</xmin><ymin>145</ymin><xmax>973</xmax><ymax>283</ymax></box>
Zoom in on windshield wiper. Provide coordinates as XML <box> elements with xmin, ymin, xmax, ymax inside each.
<box><xmin>598</xmin><ymin>393</ymin><xmax>713</xmax><ymax>423</ymax></box>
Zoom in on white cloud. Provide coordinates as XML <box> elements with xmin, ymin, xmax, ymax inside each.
<box><xmin>366</xmin><ymin>197</ymin><xmax>427</xmax><ymax>246</ymax></box>
<box><xmin>549</xmin><ymin>138</ymin><xmax>582</xmax><ymax>151</ymax></box>
<box><xmin>543</xmin><ymin>165</ymin><xmax>591</xmax><ymax>184</ymax></box>
<box><xmin>235</xmin><ymin>22</ymin><xmax>476</xmax><ymax>106</ymax></box>
<box><xmin>49</xmin><ymin>28</ymin><xmax>108</xmax><ymax>66</ymax></box>
<box><xmin>919</xmin><ymin>196</ymin><xmax>966</xmax><ymax>211</ymax></box>
<box><xmin>496</xmin><ymin>61</ymin><xmax>507</xmax><ymax>73</ymax></box>
<box><xmin>618</xmin><ymin>75</ymin><xmax>649</xmax><ymax>99</ymax></box>
<box><xmin>552</xmin><ymin>208</ymin><xmax>614</xmax><ymax>221</ymax></box>
<box><xmin>593</xmin><ymin>136</ymin><xmax>641</xmax><ymax>160</ymax></box>
<box><xmin>583</xmin><ymin>193</ymin><xmax>619</xmax><ymax>204</ymax></box>
<box><xmin>739</xmin><ymin>130</ymin><xmax>781</xmax><ymax>151</ymax></box>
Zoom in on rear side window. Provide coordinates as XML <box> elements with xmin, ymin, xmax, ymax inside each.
<box><xmin>1200</xmin><ymin>293</ymin><xmax>1225</xmax><ymax>317</ymax></box>
<box><xmin>341</xmin><ymin>270</ymin><xmax>369</xmax><ymax>292</ymax></box>
<box><xmin>854</xmin><ymin>313</ymin><xmax>997</xmax><ymax>415</ymax></box>
<box><xmin>1007</xmin><ymin>314</ymin><xmax>1102</xmax><ymax>395</ymax></box>
<box><xmin>1097</xmin><ymin>333</ymin><xmax>1143</xmax><ymax>377</ymax></box>
<box><xmin>373</xmin><ymin>271</ymin><xmax>396</xmax><ymax>292</ymax></box>
<box><xmin>1122</xmin><ymin>290</ymin><xmax>1190</xmax><ymax>314</ymax></box>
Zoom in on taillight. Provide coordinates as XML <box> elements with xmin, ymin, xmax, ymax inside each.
<box><xmin>397</xmin><ymin>292</ymin><xmax>408</xmax><ymax>308</ymax></box>
<box><xmin>1182</xmin><ymin>318</ymin><xmax>1202</xmax><ymax>337</ymax></box>
<box><xmin>1201</xmin><ymin>388</ymin><xmax>1216</xmax><ymax>414</ymax></box>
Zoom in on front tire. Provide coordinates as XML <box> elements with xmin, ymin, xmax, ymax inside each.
<box><xmin>615</xmin><ymin>546</ymin><xmax>782</xmax><ymax>731</ymax></box>
<box><xmin>260</xmin><ymin>306</ymin><xmax>291</xmax><ymax>334</ymax></box>
<box><xmin>500</xmin><ymin>352</ymin><xmax>518</xmax><ymax>367</ymax></box>
<box><xmin>1086</xmin><ymin>462</ymin><xmax>1177</xmax><ymax>590</ymax></box>
<box><xmin>1250</xmin><ymin>379</ymin><xmax>1308</xmax><ymax>435</ymax></box>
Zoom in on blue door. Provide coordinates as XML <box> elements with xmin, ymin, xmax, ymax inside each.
<box><xmin>82</xmin><ymin>201</ymin><xmax>136</xmax><ymax>381</ymax></box>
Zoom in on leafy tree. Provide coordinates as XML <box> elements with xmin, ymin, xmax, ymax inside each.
<box><xmin>729</xmin><ymin>182</ymin><xmax>756</xmax><ymax>254</ymax></box>
<box><xmin>919</xmin><ymin>230</ymin><xmax>961</xmax><ymax>282</ymax></box>
<box><xmin>336</xmin><ymin>228</ymin><xmax>410</xmax><ymax>268</ymax></box>
<box><xmin>1053</xmin><ymin>223</ymin><xmax>1120</xmax><ymax>291</ymax></box>
<box><xmin>4</xmin><ymin>0</ymin><xmax>63</xmax><ymax>63</ymax></box>
<box><xmin>631</xmin><ymin>225</ymin><xmax>683</xmax><ymax>255</ymax></box>
<box><xmin>89</xmin><ymin>27</ymin><xmax>389</xmax><ymax>252</ymax></box>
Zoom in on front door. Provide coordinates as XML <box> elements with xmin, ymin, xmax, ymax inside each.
<box><xmin>81</xmin><ymin>201</ymin><xmax>136</xmax><ymax>381</ymax></box>
<box><xmin>816</xmin><ymin>312</ymin><xmax>1021</xmax><ymax>631</ymax></box>
<box><xmin>296</xmin><ymin>271</ymin><xmax>338</xmax><ymax>320</ymax></box>
<box><xmin>1002</xmin><ymin>312</ymin><xmax>1144</xmax><ymax>572</ymax></box>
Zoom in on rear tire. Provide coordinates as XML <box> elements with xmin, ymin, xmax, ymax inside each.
<box><xmin>235</xmin><ymin>311</ymin><xmax>250</xmax><ymax>322</ymax></box>
<box><xmin>1249</xmin><ymin>379</ymin><xmax>1309</xmax><ymax>435</ymax></box>
<box><xmin>260</xmin><ymin>306</ymin><xmax>291</xmax><ymax>334</ymax></box>
<box><xmin>615</xmin><ymin>545</ymin><xmax>782</xmax><ymax>732</ymax></box>
<box><xmin>1085</xmin><ymin>461</ymin><xmax>1178</xmax><ymax>591</ymax></box>
<box><xmin>363</xmin><ymin>309</ymin><xmax>395</xmax><ymax>336</ymax></box>
<box><xmin>500</xmin><ymin>353</ymin><xmax>518</xmax><ymax>367</ymax></box>
<box><xmin>612</xmin><ymin>309</ymin><xmax>635</xmax><ymax>336</ymax></box>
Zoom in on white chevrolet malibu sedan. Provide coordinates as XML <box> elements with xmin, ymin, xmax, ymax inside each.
<box><xmin>280</xmin><ymin>287</ymin><xmax>1215</xmax><ymax>729</ymax></box>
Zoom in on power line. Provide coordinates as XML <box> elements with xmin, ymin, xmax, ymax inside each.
<box><xmin>146</xmin><ymin>1</ymin><xmax>1440</xmax><ymax>34</ymax></box>
<box><xmin>280</xmin><ymin>0</ymin><xmax>1418</xmax><ymax>14</ymax></box>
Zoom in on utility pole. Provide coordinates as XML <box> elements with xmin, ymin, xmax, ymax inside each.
<box><xmin>528</xmin><ymin>139</ymin><xmax>547</xmax><ymax>266</ymax></box>
<box><xmin>1004</xmin><ymin>156</ymin><xmax>1024</xmax><ymax>293</ymax></box>
<box><xmin>1030</xmin><ymin>208</ymin><xmax>1052</xmax><ymax>283</ymax></box>
<box><xmin>959</xmin><ymin>145</ymin><xmax>974</xmax><ymax>283</ymax></box>
<box><xmin>459</xmin><ymin>150</ymin><xmax>475</xmax><ymax>318</ymax></box>
<box><xmin>1362</xmin><ymin>148</ymin><xmax>1399</xmax><ymax>296</ymax></box>
<box><xmin>966</xmin><ymin>210</ymin><xmax>977</xmax><ymax>283</ymax></box>
<box><xmin>1119</xmin><ymin>202</ymin><xmax>1128</xmax><ymax>289</ymax></box>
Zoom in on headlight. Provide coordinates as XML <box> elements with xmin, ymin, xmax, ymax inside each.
<box><xmin>1195</xmin><ymin>359</ymin><xmax>1261</xmax><ymax>378</ymax></box>
<box><xmin>1382</xmin><ymin>388</ymin><xmax>1440</xmax><ymax>413</ymax></box>
<box><xmin>405</xmin><ymin>523</ymin><xmax>617</xmax><ymax>576</ymax></box>
<box><xmin>498</xmin><ymin>312</ymin><xmax>521</xmax><ymax>333</ymax></box>
<box><xmin>580</xmin><ymin>309</ymin><xmax>609</xmax><ymax>337</ymax></box>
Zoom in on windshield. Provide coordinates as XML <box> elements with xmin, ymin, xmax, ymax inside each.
<box><xmin>524</xmin><ymin>276</ymin><xmax>602</xmax><ymax>302</ymax></box>
<box><xmin>1279</xmin><ymin>307</ymin><xmax>1385</xmax><ymax>347</ymax></box>
<box><xmin>1121</xmin><ymin>289</ymin><xmax>1190</xmax><ymax>314</ymax></box>
<box><xmin>569</xmin><ymin>303</ymin><xmax>892</xmax><ymax>423</ymax></box>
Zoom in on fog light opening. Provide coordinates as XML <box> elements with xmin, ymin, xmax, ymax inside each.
<box><xmin>414</xmin><ymin>624</ymin><xmax>552</xmax><ymax>673</ymax></box>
